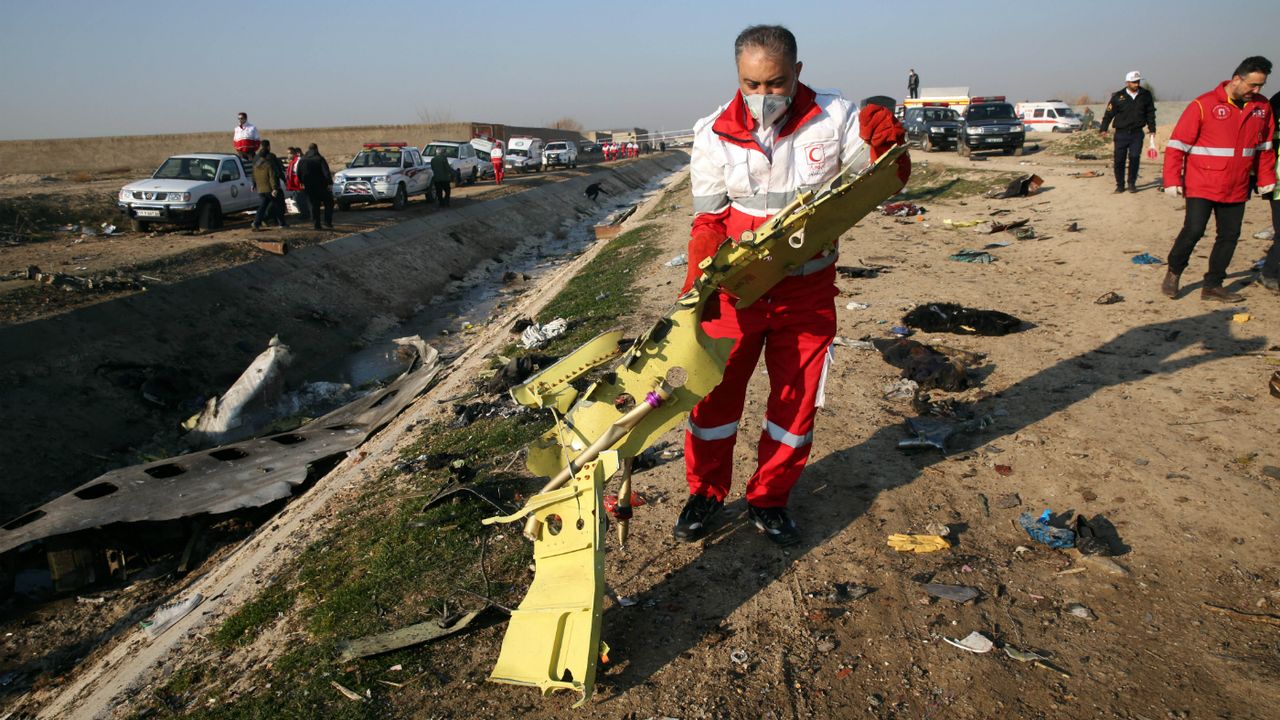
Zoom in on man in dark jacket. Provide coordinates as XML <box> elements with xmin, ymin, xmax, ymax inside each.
<box><xmin>1099</xmin><ymin>70</ymin><xmax>1157</xmax><ymax>193</ymax></box>
<box><xmin>907</xmin><ymin>69</ymin><xmax>919</xmax><ymax>99</ymax></box>
<box><xmin>430</xmin><ymin>148</ymin><xmax>452</xmax><ymax>207</ymax></box>
<box><xmin>296</xmin><ymin>144</ymin><xmax>335</xmax><ymax>230</ymax></box>
<box><xmin>251</xmin><ymin>141</ymin><xmax>287</xmax><ymax>229</ymax></box>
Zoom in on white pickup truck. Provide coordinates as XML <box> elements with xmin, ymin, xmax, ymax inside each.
<box><xmin>333</xmin><ymin>143</ymin><xmax>434</xmax><ymax>210</ymax></box>
<box><xmin>117</xmin><ymin>153</ymin><xmax>257</xmax><ymax>231</ymax></box>
<box><xmin>422</xmin><ymin>140</ymin><xmax>483</xmax><ymax>186</ymax></box>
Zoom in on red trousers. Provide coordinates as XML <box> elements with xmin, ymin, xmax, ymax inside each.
<box><xmin>492</xmin><ymin>159</ymin><xmax>504</xmax><ymax>184</ymax></box>
<box><xmin>685</xmin><ymin>288</ymin><xmax>835</xmax><ymax>508</ymax></box>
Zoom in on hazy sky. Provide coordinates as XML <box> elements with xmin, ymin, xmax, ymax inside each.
<box><xmin>1</xmin><ymin>0</ymin><xmax>1277</xmax><ymax>141</ymax></box>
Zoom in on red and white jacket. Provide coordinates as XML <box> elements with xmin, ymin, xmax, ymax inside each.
<box><xmin>690</xmin><ymin>84</ymin><xmax>869</xmax><ymax>297</ymax></box>
<box><xmin>233</xmin><ymin>122</ymin><xmax>260</xmax><ymax>154</ymax></box>
<box><xmin>1164</xmin><ymin>82</ymin><xmax>1275</xmax><ymax>203</ymax></box>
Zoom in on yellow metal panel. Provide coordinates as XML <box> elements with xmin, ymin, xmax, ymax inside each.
<box><xmin>482</xmin><ymin>452</ymin><xmax>619</xmax><ymax>707</ymax></box>
<box><xmin>509</xmin><ymin>331</ymin><xmax>625</xmax><ymax>410</ymax></box>
<box><xmin>525</xmin><ymin>146</ymin><xmax>909</xmax><ymax>478</ymax></box>
<box><xmin>714</xmin><ymin>145</ymin><xmax>909</xmax><ymax>307</ymax></box>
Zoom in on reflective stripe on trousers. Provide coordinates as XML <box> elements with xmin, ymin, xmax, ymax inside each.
<box><xmin>763</xmin><ymin>418</ymin><xmax>813</xmax><ymax>448</ymax></box>
<box><xmin>688</xmin><ymin>419</ymin><xmax>738</xmax><ymax>442</ymax></box>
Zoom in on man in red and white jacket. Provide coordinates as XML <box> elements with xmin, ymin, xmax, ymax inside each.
<box><xmin>283</xmin><ymin>147</ymin><xmax>310</xmax><ymax>220</ymax></box>
<box><xmin>233</xmin><ymin>112</ymin><xmax>260</xmax><ymax>158</ymax></box>
<box><xmin>672</xmin><ymin>24</ymin><xmax>907</xmax><ymax>547</ymax></box>
<box><xmin>1162</xmin><ymin>56</ymin><xmax>1275</xmax><ymax>303</ymax></box>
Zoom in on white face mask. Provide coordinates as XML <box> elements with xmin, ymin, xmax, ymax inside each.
<box><xmin>744</xmin><ymin>93</ymin><xmax>792</xmax><ymax>126</ymax></box>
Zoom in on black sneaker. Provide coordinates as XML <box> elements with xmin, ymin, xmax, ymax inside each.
<box><xmin>672</xmin><ymin>493</ymin><xmax>723</xmax><ymax>542</ymax></box>
<box><xmin>748</xmin><ymin>504</ymin><xmax>800</xmax><ymax>546</ymax></box>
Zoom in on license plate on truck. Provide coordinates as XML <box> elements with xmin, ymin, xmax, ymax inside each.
<box><xmin>136</xmin><ymin>209</ymin><xmax>161</xmax><ymax>217</ymax></box>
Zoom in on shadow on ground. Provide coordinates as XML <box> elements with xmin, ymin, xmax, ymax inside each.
<box><xmin>601</xmin><ymin>309</ymin><xmax>1261</xmax><ymax>693</ymax></box>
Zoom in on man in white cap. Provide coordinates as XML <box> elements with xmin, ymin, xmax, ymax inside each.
<box><xmin>1100</xmin><ymin>71</ymin><xmax>1157</xmax><ymax>193</ymax></box>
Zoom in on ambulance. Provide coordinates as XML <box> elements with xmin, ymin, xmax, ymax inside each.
<box><xmin>1015</xmin><ymin>101</ymin><xmax>1083</xmax><ymax>132</ymax></box>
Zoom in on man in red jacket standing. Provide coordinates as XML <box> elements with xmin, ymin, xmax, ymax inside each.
<box><xmin>672</xmin><ymin>25</ymin><xmax>907</xmax><ymax>546</ymax></box>
<box><xmin>1162</xmin><ymin>56</ymin><xmax>1275</xmax><ymax>302</ymax></box>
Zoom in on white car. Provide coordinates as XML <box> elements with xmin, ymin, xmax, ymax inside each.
<box><xmin>117</xmin><ymin>153</ymin><xmax>257</xmax><ymax>232</ymax></box>
<box><xmin>542</xmin><ymin>140</ymin><xmax>579</xmax><ymax>169</ymax></box>
<box><xmin>422</xmin><ymin>140</ymin><xmax>483</xmax><ymax>185</ymax></box>
<box><xmin>333</xmin><ymin>143</ymin><xmax>434</xmax><ymax>210</ymax></box>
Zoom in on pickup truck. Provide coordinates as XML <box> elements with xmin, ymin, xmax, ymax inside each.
<box><xmin>117</xmin><ymin>153</ymin><xmax>257</xmax><ymax>231</ymax></box>
<box><xmin>332</xmin><ymin>143</ymin><xmax>434</xmax><ymax>210</ymax></box>
<box><xmin>542</xmin><ymin>140</ymin><xmax>579</xmax><ymax>169</ymax></box>
<box><xmin>422</xmin><ymin>140</ymin><xmax>483</xmax><ymax>185</ymax></box>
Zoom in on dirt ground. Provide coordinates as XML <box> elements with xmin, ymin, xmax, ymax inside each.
<box><xmin>7</xmin><ymin>132</ymin><xmax>1280</xmax><ymax>719</ymax></box>
<box><xmin>0</xmin><ymin>156</ymin><xmax>613</xmax><ymax>326</ymax></box>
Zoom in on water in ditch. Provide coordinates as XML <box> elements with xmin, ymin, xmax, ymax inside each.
<box><xmin>282</xmin><ymin>167</ymin><xmax>686</xmax><ymax>415</ymax></box>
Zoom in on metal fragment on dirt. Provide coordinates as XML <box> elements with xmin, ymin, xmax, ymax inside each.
<box><xmin>337</xmin><ymin>610</ymin><xmax>486</xmax><ymax>661</ymax></box>
<box><xmin>0</xmin><ymin>340</ymin><xmax>442</xmax><ymax>554</ymax></box>
<box><xmin>943</xmin><ymin>631</ymin><xmax>994</xmax><ymax>653</ymax></box>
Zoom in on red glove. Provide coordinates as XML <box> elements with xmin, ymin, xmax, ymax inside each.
<box><xmin>895</xmin><ymin>151</ymin><xmax>912</xmax><ymax>186</ymax></box>
<box><xmin>680</xmin><ymin>227</ymin><xmax>725</xmax><ymax>294</ymax></box>
<box><xmin>859</xmin><ymin>104</ymin><xmax>905</xmax><ymax>162</ymax></box>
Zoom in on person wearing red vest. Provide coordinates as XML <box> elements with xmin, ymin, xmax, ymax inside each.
<box><xmin>1162</xmin><ymin>56</ymin><xmax>1275</xmax><ymax>302</ymax></box>
<box><xmin>491</xmin><ymin>143</ymin><xmax>505</xmax><ymax>185</ymax></box>
<box><xmin>1259</xmin><ymin>92</ymin><xmax>1280</xmax><ymax>293</ymax></box>
<box><xmin>672</xmin><ymin>25</ymin><xmax>908</xmax><ymax>546</ymax></box>
<box><xmin>283</xmin><ymin>147</ymin><xmax>310</xmax><ymax>220</ymax></box>
<box><xmin>232</xmin><ymin>112</ymin><xmax>260</xmax><ymax>158</ymax></box>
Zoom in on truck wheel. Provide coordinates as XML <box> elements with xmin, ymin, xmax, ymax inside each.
<box><xmin>1012</xmin><ymin>145</ymin><xmax>1025</xmax><ymax>157</ymax></box>
<box><xmin>130</xmin><ymin>218</ymin><xmax>151</xmax><ymax>233</ymax></box>
<box><xmin>392</xmin><ymin>184</ymin><xmax>408</xmax><ymax>210</ymax></box>
<box><xmin>338</xmin><ymin>200</ymin><xmax>351</xmax><ymax>211</ymax></box>
<box><xmin>197</xmin><ymin>199</ymin><xmax>223</xmax><ymax>231</ymax></box>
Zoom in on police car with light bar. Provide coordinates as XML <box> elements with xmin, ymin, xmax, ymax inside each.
<box><xmin>956</xmin><ymin>97</ymin><xmax>1026</xmax><ymax>157</ymax></box>
<box><xmin>333</xmin><ymin>143</ymin><xmax>435</xmax><ymax>210</ymax></box>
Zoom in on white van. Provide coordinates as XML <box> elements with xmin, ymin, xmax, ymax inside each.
<box><xmin>505</xmin><ymin>136</ymin><xmax>544</xmax><ymax>173</ymax></box>
<box><xmin>1015</xmin><ymin>101</ymin><xmax>1083</xmax><ymax>132</ymax></box>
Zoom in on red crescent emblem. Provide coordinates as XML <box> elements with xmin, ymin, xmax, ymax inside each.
<box><xmin>807</xmin><ymin>145</ymin><xmax>824</xmax><ymax>163</ymax></box>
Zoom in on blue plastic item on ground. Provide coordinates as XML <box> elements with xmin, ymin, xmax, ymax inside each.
<box><xmin>1018</xmin><ymin>509</ymin><xmax>1076</xmax><ymax>549</ymax></box>
<box><xmin>1131</xmin><ymin>252</ymin><xmax>1164</xmax><ymax>265</ymax></box>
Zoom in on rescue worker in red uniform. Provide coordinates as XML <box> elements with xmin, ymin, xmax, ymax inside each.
<box><xmin>233</xmin><ymin>112</ymin><xmax>260</xmax><ymax>158</ymax></box>
<box><xmin>673</xmin><ymin>25</ymin><xmax>907</xmax><ymax>546</ymax></box>
<box><xmin>1161</xmin><ymin>56</ymin><xmax>1275</xmax><ymax>303</ymax></box>
<box><xmin>491</xmin><ymin>143</ymin><xmax>505</xmax><ymax>184</ymax></box>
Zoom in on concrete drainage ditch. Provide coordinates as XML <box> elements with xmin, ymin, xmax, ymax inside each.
<box><xmin>0</xmin><ymin>152</ymin><xmax>687</xmax><ymax>516</ymax></box>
